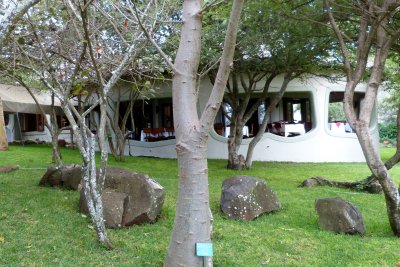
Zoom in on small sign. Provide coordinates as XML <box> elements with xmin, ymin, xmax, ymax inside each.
<box><xmin>196</xmin><ymin>243</ymin><xmax>213</xmax><ymax>257</ymax></box>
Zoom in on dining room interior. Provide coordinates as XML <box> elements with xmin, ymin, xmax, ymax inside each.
<box><xmin>213</xmin><ymin>92</ymin><xmax>315</xmax><ymax>138</ymax></box>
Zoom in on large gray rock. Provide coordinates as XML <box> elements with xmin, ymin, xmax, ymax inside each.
<box><xmin>220</xmin><ymin>176</ymin><xmax>281</xmax><ymax>220</ymax></box>
<box><xmin>39</xmin><ymin>164</ymin><xmax>81</xmax><ymax>190</ymax></box>
<box><xmin>315</xmin><ymin>197</ymin><xmax>366</xmax><ymax>235</ymax></box>
<box><xmin>79</xmin><ymin>167</ymin><xmax>165</xmax><ymax>228</ymax></box>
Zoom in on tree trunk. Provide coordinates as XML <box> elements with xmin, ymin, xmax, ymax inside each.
<box><xmin>0</xmin><ymin>97</ymin><xmax>8</xmax><ymax>151</ymax></box>
<box><xmin>356</xmin><ymin>123</ymin><xmax>400</xmax><ymax>235</ymax></box>
<box><xmin>300</xmin><ymin>107</ymin><xmax>400</xmax><ymax>193</ymax></box>
<box><xmin>81</xmin><ymin>134</ymin><xmax>112</xmax><ymax>248</ymax></box>
<box><xmin>227</xmin><ymin>118</ymin><xmax>245</xmax><ymax>170</ymax></box>
<box><xmin>51</xmin><ymin>130</ymin><xmax>62</xmax><ymax>166</ymax></box>
<box><xmin>246</xmin><ymin>74</ymin><xmax>291</xmax><ymax>168</ymax></box>
<box><xmin>62</xmin><ymin>104</ymin><xmax>112</xmax><ymax>249</ymax></box>
<box><xmin>325</xmin><ymin>0</ymin><xmax>400</xmax><ymax>236</ymax></box>
<box><xmin>165</xmin><ymin>141</ymin><xmax>211</xmax><ymax>267</ymax></box>
<box><xmin>50</xmin><ymin>98</ymin><xmax>63</xmax><ymax>166</ymax></box>
<box><xmin>164</xmin><ymin>0</ymin><xmax>244</xmax><ymax>265</ymax></box>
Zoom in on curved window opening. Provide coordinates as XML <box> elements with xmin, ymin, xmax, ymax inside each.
<box><xmin>214</xmin><ymin>92</ymin><xmax>316</xmax><ymax>138</ymax></box>
<box><xmin>327</xmin><ymin>92</ymin><xmax>365</xmax><ymax>134</ymax></box>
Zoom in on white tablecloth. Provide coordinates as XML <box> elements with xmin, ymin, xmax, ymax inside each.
<box><xmin>224</xmin><ymin>126</ymin><xmax>249</xmax><ymax>138</ymax></box>
<box><xmin>283</xmin><ymin>123</ymin><xmax>305</xmax><ymax>137</ymax></box>
<box><xmin>329</xmin><ymin>122</ymin><xmax>345</xmax><ymax>133</ymax></box>
<box><xmin>329</xmin><ymin>122</ymin><xmax>353</xmax><ymax>133</ymax></box>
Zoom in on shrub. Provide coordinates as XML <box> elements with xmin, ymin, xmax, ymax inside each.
<box><xmin>379</xmin><ymin>122</ymin><xmax>397</xmax><ymax>143</ymax></box>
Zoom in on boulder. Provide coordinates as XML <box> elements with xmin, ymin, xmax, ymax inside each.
<box><xmin>102</xmin><ymin>189</ymin><xmax>128</xmax><ymax>228</ymax></box>
<box><xmin>39</xmin><ymin>164</ymin><xmax>81</xmax><ymax>190</ymax></box>
<box><xmin>220</xmin><ymin>176</ymin><xmax>281</xmax><ymax>220</ymax></box>
<box><xmin>79</xmin><ymin>167</ymin><xmax>165</xmax><ymax>228</ymax></box>
<box><xmin>315</xmin><ymin>197</ymin><xmax>366</xmax><ymax>235</ymax></box>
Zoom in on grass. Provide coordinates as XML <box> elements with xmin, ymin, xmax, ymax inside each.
<box><xmin>0</xmin><ymin>144</ymin><xmax>400</xmax><ymax>266</ymax></box>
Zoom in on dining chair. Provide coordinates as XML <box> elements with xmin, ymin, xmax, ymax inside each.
<box><xmin>142</xmin><ymin>128</ymin><xmax>154</xmax><ymax>142</ymax></box>
<box><xmin>154</xmin><ymin>127</ymin><xmax>167</xmax><ymax>140</ymax></box>
<box><xmin>166</xmin><ymin>127</ymin><xmax>175</xmax><ymax>139</ymax></box>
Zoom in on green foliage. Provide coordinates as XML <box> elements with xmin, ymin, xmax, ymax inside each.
<box><xmin>328</xmin><ymin>102</ymin><xmax>346</xmax><ymax>121</ymax></box>
<box><xmin>201</xmin><ymin>0</ymin><xmax>338</xmax><ymax>75</ymax></box>
<box><xmin>379</xmin><ymin>123</ymin><xmax>397</xmax><ymax>143</ymax></box>
<box><xmin>1</xmin><ymin>145</ymin><xmax>400</xmax><ymax>266</ymax></box>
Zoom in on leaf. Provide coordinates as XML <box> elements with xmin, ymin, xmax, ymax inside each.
<box><xmin>0</xmin><ymin>235</ymin><xmax>4</xmax><ymax>243</ymax></box>
<box><xmin>87</xmin><ymin>225</ymin><xmax>94</xmax><ymax>230</ymax></box>
<box><xmin>81</xmin><ymin>69</ymin><xmax>90</xmax><ymax>77</ymax></box>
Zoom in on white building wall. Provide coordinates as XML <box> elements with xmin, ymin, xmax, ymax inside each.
<box><xmin>5</xmin><ymin>76</ymin><xmax>370</xmax><ymax>162</ymax></box>
<box><xmin>202</xmin><ymin>76</ymin><xmax>377</xmax><ymax>162</ymax></box>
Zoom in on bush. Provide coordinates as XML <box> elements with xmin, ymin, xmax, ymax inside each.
<box><xmin>379</xmin><ymin>123</ymin><xmax>397</xmax><ymax>143</ymax></box>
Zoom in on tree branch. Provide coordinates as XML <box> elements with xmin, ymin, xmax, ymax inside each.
<box><xmin>200</xmin><ymin>0</ymin><xmax>245</xmax><ymax>128</ymax></box>
<box><xmin>130</xmin><ymin>0</ymin><xmax>177</xmax><ymax>73</ymax></box>
<box><xmin>324</xmin><ymin>0</ymin><xmax>353</xmax><ymax>80</ymax></box>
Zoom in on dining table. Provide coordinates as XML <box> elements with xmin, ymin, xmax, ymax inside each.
<box><xmin>283</xmin><ymin>123</ymin><xmax>306</xmax><ymax>137</ymax></box>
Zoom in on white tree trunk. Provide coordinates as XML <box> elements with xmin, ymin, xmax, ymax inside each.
<box><xmin>0</xmin><ymin>97</ymin><xmax>8</xmax><ymax>150</ymax></box>
<box><xmin>164</xmin><ymin>0</ymin><xmax>244</xmax><ymax>266</ymax></box>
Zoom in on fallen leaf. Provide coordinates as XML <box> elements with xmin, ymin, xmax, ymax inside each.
<box><xmin>0</xmin><ymin>235</ymin><xmax>4</xmax><ymax>243</ymax></box>
<box><xmin>87</xmin><ymin>225</ymin><xmax>94</xmax><ymax>230</ymax></box>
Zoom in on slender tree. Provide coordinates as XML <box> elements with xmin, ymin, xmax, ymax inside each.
<box><xmin>205</xmin><ymin>1</ymin><xmax>336</xmax><ymax>169</ymax></box>
<box><xmin>133</xmin><ymin>0</ymin><xmax>244</xmax><ymax>265</ymax></box>
<box><xmin>165</xmin><ymin>1</ymin><xmax>244</xmax><ymax>265</ymax></box>
<box><xmin>325</xmin><ymin>0</ymin><xmax>400</xmax><ymax>235</ymax></box>
<box><xmin>3</xmin><ymin>0</ymin><xmax>158</xmax><ymax>248</ymax></box>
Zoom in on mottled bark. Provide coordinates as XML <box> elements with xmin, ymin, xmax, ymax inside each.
<box><xmin>62</xmin><ymin>105</ymin><xmax>112</xmax><ymax>249</ymax></box>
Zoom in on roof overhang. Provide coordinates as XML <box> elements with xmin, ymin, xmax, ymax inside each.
<box><xmin>0</xmin><ymin>84</ymin><xmax>63</xmax><ymax>114</ymax></box>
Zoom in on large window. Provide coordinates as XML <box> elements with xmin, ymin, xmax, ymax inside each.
<box><xmin>20</xmin><ymin>113</ymin><xmax>44</xmax><ymax>132</ymax></box>
<box><xmin>214</xmin><ymin>93</ymin><xmax>315</xmax><ymax>138</ymax></box>
<box><xmin>118</xmin><ymin>98</ymin><xmax>174</xmax><ymax>141</ymax></box>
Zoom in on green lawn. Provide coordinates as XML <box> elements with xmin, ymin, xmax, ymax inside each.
<box><xmin>0</xmin><ymin>145</ymin><xmax>400</xmax><ymax>266</ymax></box>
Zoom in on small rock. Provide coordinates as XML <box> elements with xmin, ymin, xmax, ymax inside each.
<box><xmin>38</xmin><ymin>164</ymin><xmax>81</xmax><ymax>190</ymax></box>
<box><xmin>315</xmin><ymin>197</ymin><xmax>365</xmax><ymax>235</ymax></box>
